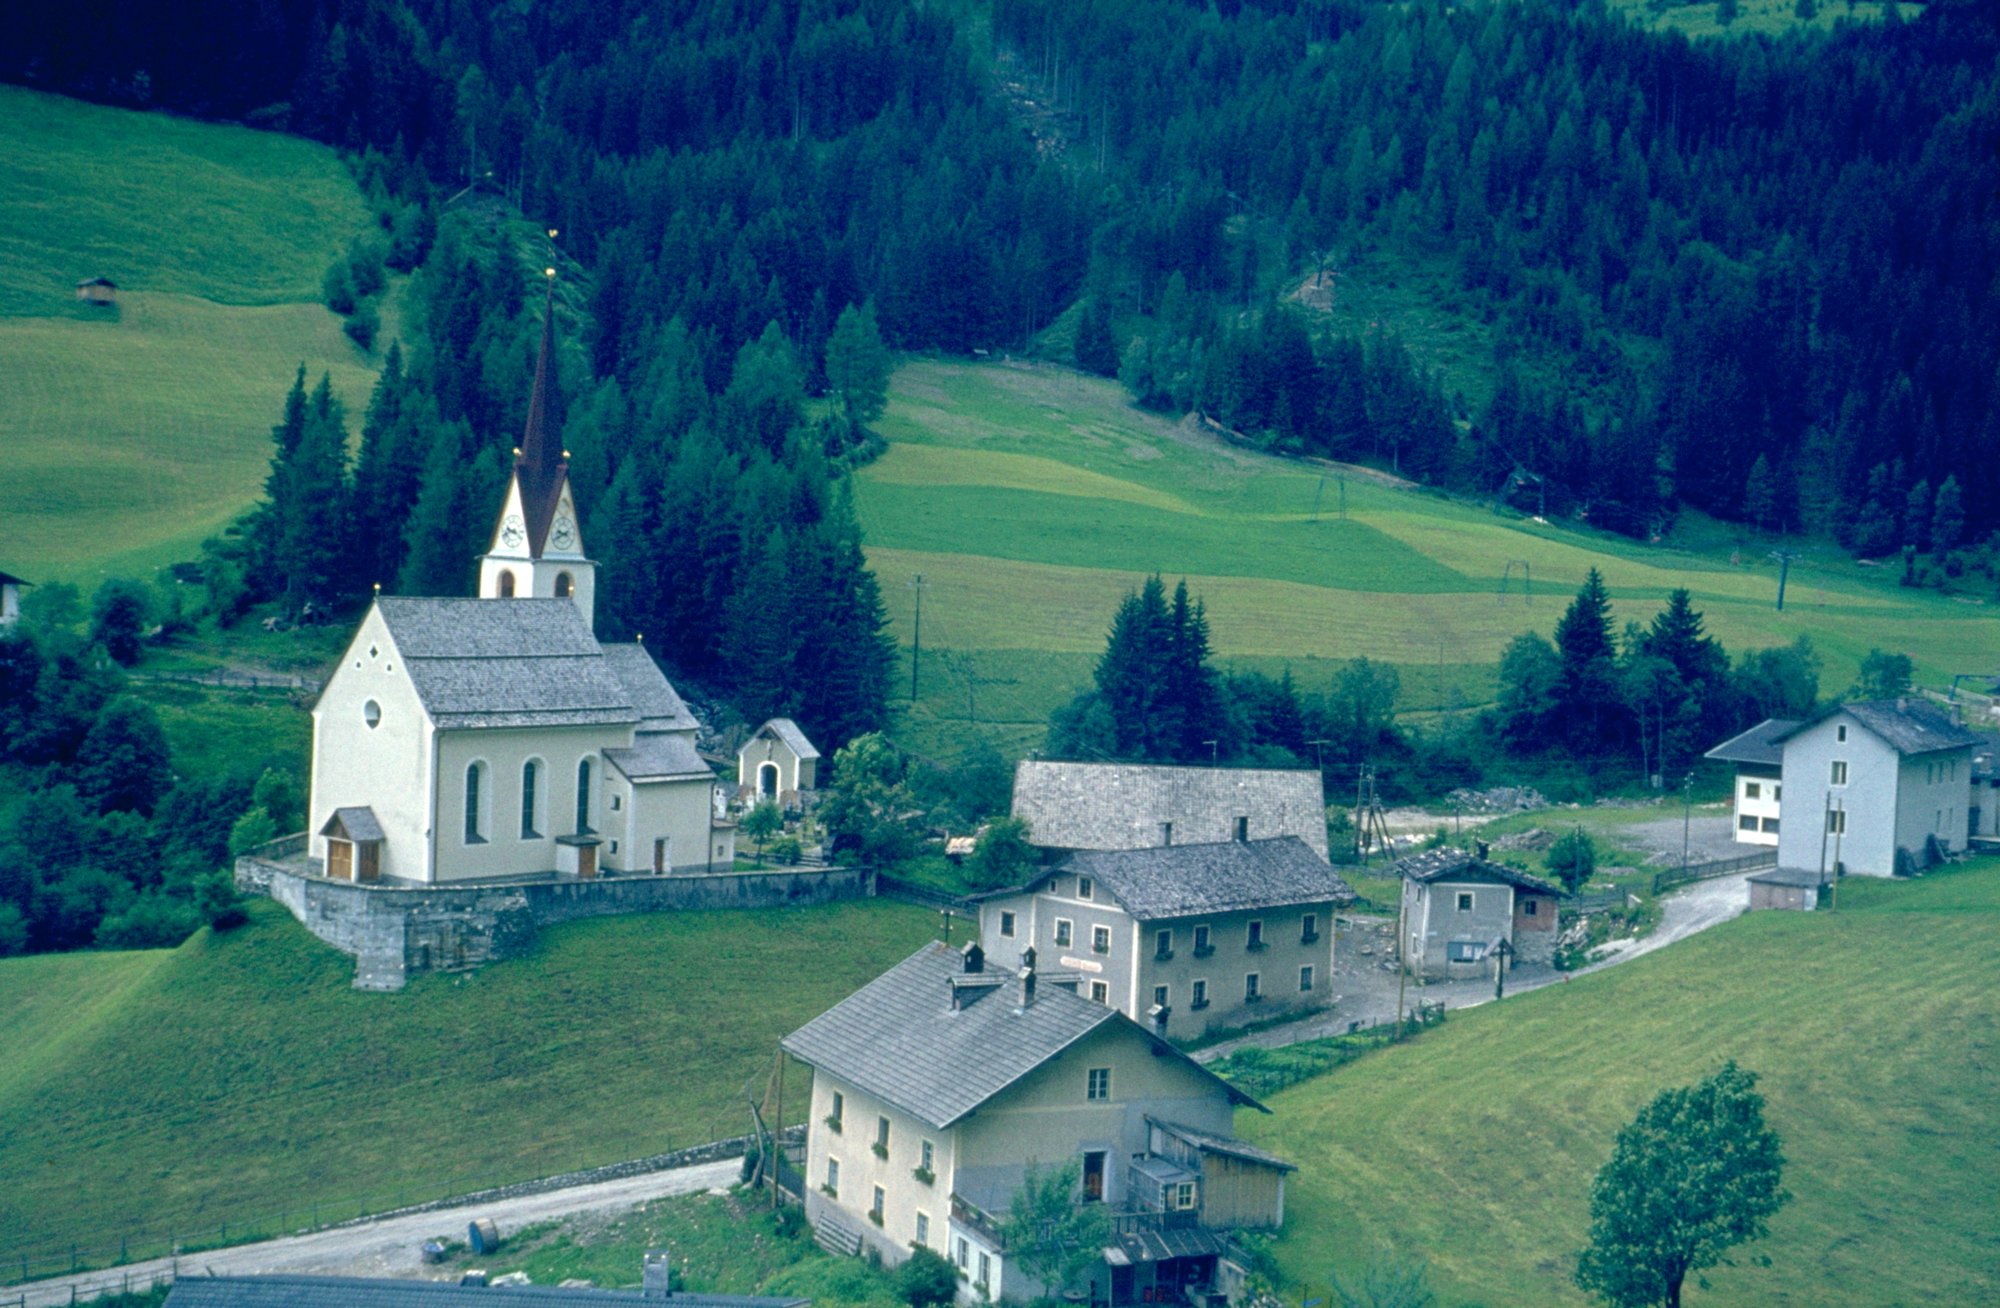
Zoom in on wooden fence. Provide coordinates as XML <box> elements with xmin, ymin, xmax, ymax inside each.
<box><xmin>1651</xmin><ymin>849</ymin><xmax>1777</xmax><ymax>895</ymax></box>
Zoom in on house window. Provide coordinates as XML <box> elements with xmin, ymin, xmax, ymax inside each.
<box><xmin>1086</xmin><ymin>1067</ymin><xmax>1112</xmax><ymax>1101</ymax></box>
<box><xmin>876</xmin><ymin>1116</ymin><xmax>890</xmax><ymax>1154</ymax></box>
<box><xmin>1762</xmin><ymin>817</ymin><xmax>1780</xmax><ymax>833</ymax></box>
<box><xmin>1744</xmin><ymin>781</ymin><xmax>1762</xmax><ymax>800</ymax></box>
<box><xmin>1160</xmin><ymin>821</ymin><xmax>1173</xmax><ymax>846</ymax></box>
<box><xmin>1828</xmin><ymin>809</ymin><xmax>1846</xmax><ymax>835</ymax></box>
<box><xmin>1831</xmin><ymin>760</ymin><xmax>1848</xmax><ymax>786</ymax></box>
<box><xmin>1077</xmin><ymin>876</ymin><xmax>1093</xmax><ymax>900</ymax></box>
<box><xmin>1089</xmin><ymin>980</ymin><xmax>1109</xmax><ymax>1004</ymax></box>
<box><xmin>1092</xmin><ymin>924</ymin><xmax>1112</xmax><ymax>955</ymax></box>
<box><xmin>1155</xmin><ymin>928</ymin><xmax>1172</xmax><ymax>959</ymax></box>
<box><xmin>1153</xmin><ymin>984</ymin><xmax>1169</xmax><ymax>1008</ymax></box>
<box><xmin>1246</xmin><ymin>920</ymin><xmax>1265</xmax><ymax>950</ymax></box>
<box><xmin>871</xmin><ymin>1185</ymin><xmax>885</xmax><ymax>1222</ymax></box>
<box><xmin>825</xmin><ymin>1158</ymin><xmax>839</xmax><ymax>1197</ymax></box>
<box><xmin>1299</xmin><ymin>965</ymin><xmax>1314</xmax><ymax>991</ymax></box>
<box><xmin>1054</xmin><ymin>918</ymin><xmax>1073</xmax><ymax>948</ymax></box>
<box><xmin>464</xmin><ymin>762</ymin><xmax>487</xmax><ymax>844</ymax></box>
<box><xmin>1245</xmin><ymin>973</ymin><xmax>1262</xmax><ymax>1001</ymax></box>
<box><xmin>1776</xmin><ymin>785</ymin><xmax>1783</xmax><ymax>800</ymax></box>
<box><xmin>1524</xmin><ymin>898</ymin><xmax>1539</xmax><ymax>917</ymax></box>
<box><xmin>921</xmin><ymin>1140</ymin><xmax>934</xmax><ymax>1174</ymax></box>
<box><xmin>610</xmin><ymin>792</ymin><xmax>623</xmax><ymax>812</ymax></box>
<box><xmin>521</xmin><ymin>760</ymin><xmax>541</xmax><ymax>839</ymax></box>
<box><xmin>954</xmin><ymin>1238</ymin><xmax>968</xmax><ymax>1270</ymax></box>
<box><xmin>915</xmin><ymin>1212</ymin><xmax>930</xmax><ymax>1246</ymax></box>
<box><xmin>977</xmin><ymin>1252</ymin><xmax>991</xmax><ymax>1289</ymax></box>
<box><xmin>1739</xmin><ymin>815</ymin><xmax>1759</xmax><ymax>831</ymax></box>
<box><xmin>1000</xmin><ymin>911</ymin><xmax>1016</xmax><ymax>938</ymax></box>
<box><xmin>1193</xmin><ymin>924</ymin><xmax>1212</xmax><ymax>956</ymax></box>
<box><xmin>1191</xmin><ymin>979</ymin><xmax>1209</xmax><ymax>1009</ymax></box>
<box><xmin>575</xmin><ymin>757</ymin><xmax>594</xmax><ymax>833</ymax></box>
<box><xmin>1837</xmin><ymin>724</ymin><xmax>1847</xmax><ymax>742</ymax></box>
<box><xmin>1171</xmin><ymin>1181</ymin><xmax>1197</xmax><ymax>1210</ymax></box>
<box><xmin>1234</xmin><ymin>816</ymin><xmax>1249</xmax><ymax>841</ymax></box>
<box><xmin>828</xmin><ymin>1092</ymin><xmax>844</xmax><ymax>1131</ymax></box>
<box><xmin>1302</xmin><ymin>913</ymin><xmax>1319</xmax><ymax>943</ymax></box>
<box><xmin>1456</xmin><ymin>891</ymin><xmax>1474</xmax><ymax>912</ymax></box>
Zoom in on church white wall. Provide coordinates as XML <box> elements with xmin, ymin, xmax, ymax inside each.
<box><xmin>615</xmin><ymin>771</ymin><xmax>721</xmax><ymax>872</ymax></box>
<box><xmin>310</xmin><ymin>609</ymin><xmax>435</xmax><ymax>882</ymax></box>
<box><xmin>434</xmin><ymin>725</ymin><xmax>632</xmax><ymax>882</ymax></box>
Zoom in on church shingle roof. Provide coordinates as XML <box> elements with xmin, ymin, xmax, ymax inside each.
<box><xmin>751</xmin><ymin>718</ymin><xmax>819</xmax><ymax>760</ymax></box>
<box><xmin>605</xmin><ymin>732</ymin><xmax>713</xmax><ymax>782</ymax></box>
<box><xmin>1011</xmin><ymin>761</ymin><xmax>1329</xmax><ymax>858</ymax></box>
<box><xmin>376</xmin><ymin>598</ymin><xmax>637</xmax><ymax>730</ymax></box>
<box><xmin>601</xmin><ymin>644</ymin><xmax>699</xmax><ymax>732</ymax></box>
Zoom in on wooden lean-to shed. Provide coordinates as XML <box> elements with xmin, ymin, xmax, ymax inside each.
<box><xmin>76</xmin><ymin>276</ymin><xmax>118</xmax><ymax>305</ymax></box>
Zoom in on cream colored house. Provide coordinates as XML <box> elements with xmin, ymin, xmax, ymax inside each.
<box><xmin>305</xmin><ymin>289</ymin><xmax>731</xmax><ymax>884</ymax></box>
<box><xmin>783</xmin><ymin>942</ymin><xmax>1292</xmax><ymax>1306</ymax></box>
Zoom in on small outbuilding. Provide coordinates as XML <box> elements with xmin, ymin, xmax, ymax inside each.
<box><xmin>0</xmin><ymin>570</ymin><xmax>27</xmax><ymax>625</ymax></box>
<box><xmin>1747</xmin><ymin>866</ymin><xmax>1829</xmax><ymax>912</ymax></box>
<box><xmin>75</xmin><ymin>276</ymin><xmax>118</xmax><ymax>305</ymax></box>
<box><xmin>738</xmin><ymin>718</ymin><xmax>819</xmax><ymax>807</ymax></box>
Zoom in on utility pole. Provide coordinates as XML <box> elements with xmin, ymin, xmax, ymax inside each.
<box><xmin>909</xmin><ymin>573</ymin><xmax>925</xmax><ymax>702</ymax></box>
<box><xmin>1769</xmin><ymin>549</ymin><xmax>1797</xmax><ymax>612</ymax></box>
<box><xmin>1817</xmin><ymin>790</ymin><xmax>1832</xmax><ymax>885</ymax></box>
<box><xmin>1681</xmin><ymin>773</ymin><xmax>1694</xmax><ymax>876</ymax></box>
<box><xmin>1393</xmin><ymin>871</ymin><xmax>1410</xmax><ymax>1039</ymax></box>
<box><xmin>1354</xmin><ymin>765</ymin><xmax>1368</xmax><ymax>864</ymax></box>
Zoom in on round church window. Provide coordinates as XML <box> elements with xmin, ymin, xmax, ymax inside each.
<box><xmin>364</xmin><ymin>700</ymin><xmax>382</xmax><ymax>729</ymax></box>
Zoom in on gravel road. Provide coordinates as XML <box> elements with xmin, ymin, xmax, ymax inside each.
<box><xmin>11</xmin><ymin>1159</ymin><xmax>741</xmax><ymax>1307</ymax></box>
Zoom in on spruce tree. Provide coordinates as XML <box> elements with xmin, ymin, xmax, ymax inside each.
<box><xmin>271</xmin><ymin>377</ymin><xmax>352</xmax><ymax>611</ymax></box>
<box><xmin>1931</xmin><ymin>475</ymin><xmax>1965</xmax><ymax>554</ymax></box>
<box><xmin>825</xmin><ymin>301</ymin><xmax>892</xmax><ymax>426</ymax></box>
<box><xmin>1742</xmin><ymin>454</ymin><xmax>1777</xmax><ymax>533</ymax></box>
<box><xmin>1553</xmin><ymin>568</ymin><xmax>1618</xmax><ymax>751</ymax></box>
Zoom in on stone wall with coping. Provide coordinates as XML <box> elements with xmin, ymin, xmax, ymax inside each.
<box><xmin>235</xmin><ymin>844</ymin><xmax>875</xmax><ymax>990</ymax></box>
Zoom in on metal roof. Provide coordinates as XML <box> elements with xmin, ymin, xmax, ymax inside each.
<box><xmin>781</xmin><ymin>943</ymin><xmax>1263</xmax><ymax>1131</ymax></box>
<box><xmin>1005</xmin><ymin>838</ymin><xmax>1353</xmax><ymax>921</ymax></box>
<box><xmin>605</xmin><ymin>732</ymin><xmax>714</xmax><ymax>782</ymax></box>
<box><xmin>1392</xmin><ymin>847</ymin><xmax>1562</xmax><ymax>896</ymax></box>
<box><xmin>162</xmin><ymin>1275</ymin><xmax>808</xmax><ymax>1308</ymax></box>
<box><xmin>1012</xmin><ymin>762</ymin><xmax>1328</xmax><ymax>858</ymax></box>
<box><xmin>375</xmin><ymin>599</ymin><xmax>638</xmax><ymax>731</ymax></box>
<box><xmin>1704</xmin><ymin>718</ymin><xmax>1800</xmax><ymax>767</ymax></box>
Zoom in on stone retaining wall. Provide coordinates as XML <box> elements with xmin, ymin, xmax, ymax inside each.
<box><xmin>236</xmin><ymin>850</ymin><xmax>875</xmax><ymax>989</ymax></box>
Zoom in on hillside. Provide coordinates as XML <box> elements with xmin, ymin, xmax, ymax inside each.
<box><xmin>1238</xmin><ymin>860</ymin><xmax>2000</xmax><ymax>1306</ymax></box>
<box><xmin>0</xmin><ymin>85</ymin><xmax>387</xmax><ymax>584</ymax></box>
<box><xmin>0</xmin><ymin>898</ymin><xmax>936</xmax><ymax>1272</ymax></box>
<box><xmin>856</xmin><ymin>359</ymin><xmax>2000</xmax><ymax>761</ymax></box>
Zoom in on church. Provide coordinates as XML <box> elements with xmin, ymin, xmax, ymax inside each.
<box><xmin>306</xmin><ymin>282</ymin><xmax>734</xmax><ymax>885</ymax></box>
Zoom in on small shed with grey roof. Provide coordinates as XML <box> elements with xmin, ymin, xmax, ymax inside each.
<box><xmin>163</xmin><ymin>1274</ymin><xmax>809</xmax><ymax>1308</ymax></box>
<box><xmin>1747</xmin><ymin>866</ymin><xmax>1829</xmax><ymax>912</ymax></box>
<box><xmin>739</xmin><ymin>719</ymin><xmax>819</xmax><ymax>808</ymax></box>
<box><xmin>1011</xmin><ymin>761</ymin><xmax>1328</xmax><ymax>859</ymax></box>
<box><xmin>1396</xmin><ymin>847</ymin><xmax>1561</xmax><ymax>979</ymax></box>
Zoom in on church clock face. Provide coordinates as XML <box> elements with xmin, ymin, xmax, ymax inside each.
<box><xmin>551</xmin><ymin>515</ymin><xmax>577</xmax><ymax>550</ymax></box>
<box><xmin>500</xmin><ymin>514</ymin><xmax>526</xmax><ymax>549</ymax></box>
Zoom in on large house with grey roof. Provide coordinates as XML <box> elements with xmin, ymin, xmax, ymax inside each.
<box><xmin>1396</xmin><ymin>847</ymin><xmax>1561</xmax><ymax>980</ymax></box>
<box><xmin>306</xmin><ymin>287</ymin><xmax>730</xmax><ymax>884</ymax></box>
<box><xmin>973</xmin><ymin>837</ymin><xmax>1353</xmax><ymax>1041</ymax></box>
<box><xmin>1011</xmin><ymin>761</ymin><xmax>1329</xmax><ymax>859</ymax></box>
<box><xmin>783</xmin><ymin>942</ymin><xmax>1293</xmax><ymax>1306</ymax></box>
<box><xmin>1772</xmin><ymin>698</ymin><xmax>1981</xmax><ymax>877</ymax></box>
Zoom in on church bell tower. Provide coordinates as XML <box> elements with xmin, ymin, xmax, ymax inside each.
<box><xmin>479</xmin><ymin>272</ymin><xmax>595</xmax><ymax>629</ymax></box>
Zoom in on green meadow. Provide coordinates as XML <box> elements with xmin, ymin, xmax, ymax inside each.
<box><xmin>0</xmin><ymin>899</ymin><xmax>937</xmax><ymax>1270</ymax></box>
<box><xmin>856</xmin><ymin>359</ymin><xmax>1997</xmax><ymax>761</ymax></box>
<box><xmin>0</xmin><ymin>84</ymin><xmax>388</xmax><ymax>585</ymax></box>
<box><xmin>1240</xmin><ymin>859</ymin><xmax>2000</xmax><ymax>1306</ymax></box>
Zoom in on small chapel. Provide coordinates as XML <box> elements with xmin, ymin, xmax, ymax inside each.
<box><xmin>306</xmin><ymin>280</ymin><xmax>734</xmax><ymax>885</ymax></box>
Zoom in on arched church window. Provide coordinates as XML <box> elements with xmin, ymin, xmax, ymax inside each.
<box><xmin>575</xmin><ymin>757</ymin><xmax>593</xmax><ymax>834</ymax></box>
<box><xmin>555</xmin><ymin>572</ymin><xmax>573</xmax><ymax>598</ymax></box>
<box><xmin>521</xmin><ymin>760</ymin><xmax>542</xmax><ymax>839</ymax></box>
<box><xmin>499</xmin><ymin>571</ymin><xmax>517</xmax><ymax>597</ymax></box>
<box><xmin>465</xmin><ymin>762</ymin><xmax>487</xmax><ymax>844</ymax></box>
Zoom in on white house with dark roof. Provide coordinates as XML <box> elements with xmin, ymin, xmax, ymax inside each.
<box><xmin>739</xmin><ymin>718</ymin><xmax>820</xmax><ymax>806</ymax></box>
<box><xmin>974</xmin><ymin>837</ymin><xmax>1353</xmax><ymax>1041</ymax></box>
<box><xmin>1704</xmin><ymin>717</ymin><xmax>1799</xmax><ymax>847</ymax></box>
<box><xmin>305</xmin><ymin>287</ymin><xmax>731</xmax><ymax>884</ymax></box>
<box><xmin>1396</xmin><ymin>847</ymin><xmax>1561</xmax><ymax>980</ymax></box>
<box><xmin>1772</xmin><ymin>699</ymin><xmax>1981</xmax><ymax>877</ymax></box>
<box><xmin>783</xmin><ymin>942</ymin><xmax>1292</xmax><ymax>1306</ymax></box>
<box><xmin>1011</xmin><ymin>761</ymin><xmax>1329</xmax><ymax>859</ymax></box>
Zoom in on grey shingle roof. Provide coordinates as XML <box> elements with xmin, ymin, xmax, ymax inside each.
<box><xmin>605</xmin><ymin>732</ymin><xmax>714</xmax><ymax>782</ymax></box>
<box><xmin>782</xmin><ymin>943</ymin><xmax>1262</xmax><ymax>1130</ymax></box>
<box><xmin>1836</xmin><ymin>699</ymin><xmax>1985</xmax><ymax>755</ymax></box>
<box><xmin>1393</xmin><ymin>847</ymin><xmax>1562</xmax><ymax>896</ymax></box>
<box><xmin>375</xmin><ymin>599</ymin><xmax>638</xmax><ymax>731</ymax></box>
<box><xmin>601</xmin><ymin>644</ymin><xmax>699</xmax><ymax>732</ymax></box>
<box><xmin>1012</xmin><ymin>762</ymin><xmax>1328</xmax><ymax>858</ymax></box>
<box><xmin>162</xmin><ymin>1276</ymin><xmax>808</xmax><ymax>1308</ymax></box>
<box><xmin>1020</xmin><ymin>838</ymin><xmax>1353</xmax><ymax>921</ymax></box>
<box><xmin>752</xmin><ymin>718</ymin><xmax>819</xmax><ymax>760</ymax></box>
<box><xmin>1705</xmin><ymin>718</ymin><xmax>1800</xmax><ymax>767</ymax></box>
<box><xmin>1748</xmin><ymin>867</ymin><xmax>1830</xmax><ymax>888</ymax></box>
<box><xmin>1147</xmin><ymin>1117</ymin><xmax>1295</xmax><ymax>1172</ymax></box>
<box><xmin>320</xmin><ymin>806</ymin><xmax>385</xmax><ymax>842</ymax></box>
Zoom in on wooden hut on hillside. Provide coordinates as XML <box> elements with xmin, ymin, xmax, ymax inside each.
<box><xmin>75</xmin><ymin>276</ymin><xmax>118</xmax><ymax>305</ymax></box>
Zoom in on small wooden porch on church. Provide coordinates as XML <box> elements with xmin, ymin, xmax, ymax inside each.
<box><xmin>319</xmin><ymin>807</ymin><xmax>385</xmax><ymax>882</ymax></box>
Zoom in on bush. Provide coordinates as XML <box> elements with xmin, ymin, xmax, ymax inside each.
<box><xmin>90</xmin><ymin>577</ymin><xmax>151</xmax><ymax>665</ymax></box>
<box><xmin>94</xmin><ymin>893</ymin><xmax>200</xmax><ymax>950</ymax></box>
<box><xmin>346</xmin><ymin>236</ymin><xmax>388</xmax><ymax>298</ymax></box>
<box><xmin>770</xmin><ymin>835</ymin><xmax>804</xmax><ymax>865</ymax></box>
<box><xmin>345</xmin><ymin>301</ymin><xmax>380</xmax><ymax>351</ymax></box>
<box><xmin>322</xmin><ymin>258</ymin><xmax>357</xmax><ymax>315</ymax></box>
<box><xmin>898</xmin><ymin>1247</ymin><xmax>959</xmax><ymax>1308</ymax></box>
<box><xmin>1547</xmin><ymin>827</ymin><xmax>1598</xmax><ymax>895</ymax></box>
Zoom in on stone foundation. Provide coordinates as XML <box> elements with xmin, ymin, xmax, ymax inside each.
<box><xmin>237</xmin><ymin>844</ymin><xmax>875</xmax><ymax>990</ymax></box>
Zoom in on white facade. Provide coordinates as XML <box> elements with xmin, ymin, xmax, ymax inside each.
<box><xmin>1776</xmin><ymin>710</ymin><xmax>1974</xmax><ymax>877</ymax></box>
<box><xmin>309</xmin><ymin>607</ymin><xmax>434</xmax><ymax>881</ymax></box>
<box><xmin>0</xmin><ymin>578</ymin><xmax>21</xmax><ymax>625</ymax></box>
<box><xmin>478</xmin><ymin>477</ymin><xmax>596</xmax><ymax>629</ymax></box>
<box><xmin>1732</xmin><ymin>769</ymin><xmax>1782</xmax><ymax>846</ymax></box>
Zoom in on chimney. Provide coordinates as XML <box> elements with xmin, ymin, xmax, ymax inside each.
<box><xmin>1474</xmin><ymin>839</ymin><xmax>1490</xmax><ymax>861</ymax></box>
<box><xmin>962</xmin><ymin>941</ymin><xmax>985</xmax><ymax>974</ymax></box>
<box><xmin>643</xmin><ymin>1250</ymin><xmax>672</xmax><ymax>1299</ymax></box>
<box><xmin>1018</xmin><ymin>945</ymin><xmax>1038</xmax><ymax>1008</ymax></box>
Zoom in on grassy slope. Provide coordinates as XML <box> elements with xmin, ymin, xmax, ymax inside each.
<box><xmin>0</xmin><ymin>84</ymin><xmax>388</xmax><ymax>584</ymax></box>
<box><xmin>1239</xmin><ymin>860</ymin><xmax>2000</xmax><ymax>1306</ymax></box>
<box><xmin>859</xmin><ymin>359</ymin><xmax>1998</xmax><ymax>761</ymax></box>
<box><xmin>0</xmin><ymin>899</ymin><xmax>936</xmax><ymax>1263</ymax></box>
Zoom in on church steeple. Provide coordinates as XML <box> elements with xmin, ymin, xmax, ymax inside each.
<box><xmin>478</xmin><ymin>269</ymin><xmax>596</xmax><ymax>629</ymax></box>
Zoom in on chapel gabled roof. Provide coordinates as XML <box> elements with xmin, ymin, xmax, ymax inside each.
<box><xmin>749</xmin><ymin>718</ymin><xmax>820</xmax><ymax>760</ymax></box>
<box><xmin>372</xmin><ymin>597</ymin><xmax>637</xmax><ymax>730</ymax></box>
<box><xmin>514</xmin><ymin>279</ymin><xmax>570</xmax><ymax>558</ymax></box>
<box><xmin>781</xmin><ymin>943</ymin><xmax>1264</xmax><ymax>1131</ymax></box>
